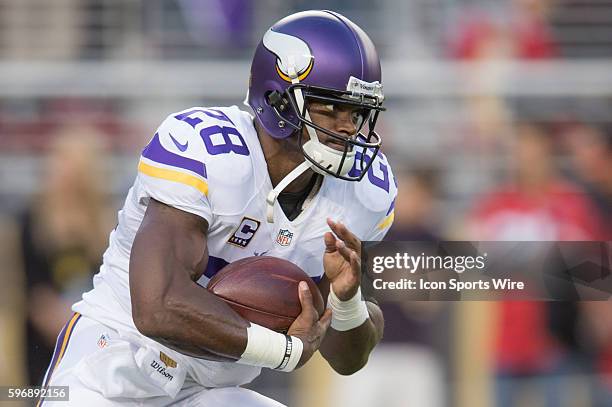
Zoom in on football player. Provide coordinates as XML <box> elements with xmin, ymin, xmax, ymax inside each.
<box><xmin>39</xmin><ymin>10</ymin><xmax>397</xmax><ymax>406</ymax></box>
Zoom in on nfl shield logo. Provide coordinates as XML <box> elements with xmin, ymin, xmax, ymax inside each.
<box><xmin>97</xmin><ymin>334</ymin><xmax>108</xmax><ymax>349</ymax></box>
<box><xmin>276</xmin><ymin>229</ymin><xmax>294</xmax><ymax>246</ymax></box>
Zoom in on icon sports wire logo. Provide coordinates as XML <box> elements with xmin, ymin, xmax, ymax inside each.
<box><xmin>372</xmin><ymin>252</ymin><xmax>488</xmax><ymax>274</ymax></box>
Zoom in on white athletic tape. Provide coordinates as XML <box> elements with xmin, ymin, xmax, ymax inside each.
<box><xmin>328</xmin><ymin>286</ymin><xmax>369</xmax><ymax>331</ymax></box>
<box><xmin>238</xmin><ymin>324</ymin><xmax>303</xmax><ymax>372</ymax></box>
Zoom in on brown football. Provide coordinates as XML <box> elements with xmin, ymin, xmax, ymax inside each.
<box><xmin>207</xmin><ymin>256</ymin><xmax>324</xmax><ymax>333</ymax></box>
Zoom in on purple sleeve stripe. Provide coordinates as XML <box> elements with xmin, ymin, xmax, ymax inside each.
<box><xmin>40</xmin><ymin>321</ymin><xmax>69</xmax><ymax>388</ymax></box>
<box><xmin>38</xmin><ymin>313</ymin><xmax>81</xmax><ymax>406</ymax></box>
<box><xmin>386</xmin><ymin>199</ymin><xmax>396</xmax><ymax>216</ymax></box>
<box><xmin>142</xmin><ymin>133</ymin><xmax>207</xmax><ymax>179</ymax></box>
<box><xmin>204</xmin><ymin>255</ymin><xmax>230</xmax><ymax>279</ymax></box>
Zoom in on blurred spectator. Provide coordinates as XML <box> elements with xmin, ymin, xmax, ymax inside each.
<box><xmin>381</xmin><ymin>169</ymin><xmax>447</xmax><ymax>353</ymax></box>
<box><xmin>562</xmin><ymin>122</ymin><xmax>612</xmax><ymax>238</ymax></box>
<box><xmin>328</xmin><ymin>169</ymin><xmax>448</xmax><ymax>407</ymax></box>
<box><xmin>580</xmin><ymin>299</ymin><xmax>612</xmax><ymax>407</ymax></box>
<box><xmin>19</xmin><ymin>125</ymin><xmax>113</xmax><ymax>385</ymax></box>
<box><xmin>449</xmin><ymin>0</ymin><xmax>557</xmax><ymax>61</ymax></box>
<box><xmin>467</xmin><ymin>121</ymin><xmax>606</xmax><ymax>407</ymax></box>
<box><xmin>469</xmin><ymin>121</ymin><xmax>604</xmax><ymax>240</ymax></box>
<box><xmin>562</xmin><ymin>122</ymin><xmax>612</xmax><ymax>406</ymax></box>
<box><xmin>386</xmin><ymin>169</ymin><xmax>441</xmax><ymax>242</ymax></box>
<box><xmin>447</xmin><ymin>0</ymin><xmax>559</xmax><ymax>155</ymax></box>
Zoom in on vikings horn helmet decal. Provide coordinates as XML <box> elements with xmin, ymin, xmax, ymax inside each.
<box><xmin>262</xmin><ymin>29</ymin><xmax>314</xmax><ymax>83</ymax></box>
<box><xmin>246</xmin><ymin>10</ymin><xmax>386</xmax><ymax>221</ymax></box>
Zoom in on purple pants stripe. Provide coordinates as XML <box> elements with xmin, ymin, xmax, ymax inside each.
<box><xmin>37</xmin><ymin>312</ymin><xmax>81</xmax><ymax>407</ymax></box>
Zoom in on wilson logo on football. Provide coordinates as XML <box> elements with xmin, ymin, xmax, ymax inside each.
<box><xmin>276</xmin><ymin>229</ymin><xmax>294</xmax><ymax>246</ymax></box>
<box><xmin>228</xmin><ymin>217</ymin><xmax>261</xmax><ymax>248</ymax></box>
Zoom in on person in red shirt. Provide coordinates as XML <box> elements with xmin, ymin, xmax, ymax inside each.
<box><xmin>449</xmin><ymin>0</ymin><xmax>557</xmax><ymax>61</ymax></box>
<box><xmin>468</xmin><ymin>121</ymin><xmax>606</xmax><ymax>406</ymax></box>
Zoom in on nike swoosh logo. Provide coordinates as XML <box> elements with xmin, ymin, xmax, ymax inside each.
<box><xmin>169</xmin><ymin>132</ymin><xmax>188</xmax><ymax>152</ymax></box>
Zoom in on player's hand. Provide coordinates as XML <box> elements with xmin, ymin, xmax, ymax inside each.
<box><xmin>288</xmin><ymin>281</ymin><xmax>332</xmax><ymax>368</ymax></box>
<box><xmin>323</xmin><ymin>219</ymin><xmax>362</xmax><ymax>301</ymax></box>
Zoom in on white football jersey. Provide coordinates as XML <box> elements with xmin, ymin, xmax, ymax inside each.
<box><xmin>73</xmin><ymin>105</ymin><xmax>397</xmax><ymax>388</ymax></box>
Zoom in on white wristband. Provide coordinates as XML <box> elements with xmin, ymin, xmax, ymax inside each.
<box><xmin>237</xmin><ymin>324</ymin><xmax>303</xmax><ymax>372</ymax></box>
<box><xmin>328</xmin><ymin>286</ymin><xmax>369</xmax><ymax>331</ymax></box>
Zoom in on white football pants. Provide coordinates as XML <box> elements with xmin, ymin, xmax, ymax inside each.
<box><xmin>38</xmin><ymin>314</ymin><xmax>285</xmax><ymax>407</ymax></box>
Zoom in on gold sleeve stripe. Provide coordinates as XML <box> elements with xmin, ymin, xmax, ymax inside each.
<box><xmin>138</xmin><ymin>160</ymin><xmax>208</xmax><ymax>196</ymax></box>
<box><xmin>377</xmin><ymin>211</ymin><xmax>395</xmax><ymax>230</ymax></box>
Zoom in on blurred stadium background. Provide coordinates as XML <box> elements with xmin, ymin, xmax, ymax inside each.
<box><xmin>0</xmin><ymin>0</ymin><xmax>611</xmax><ymax>406</ymax></box>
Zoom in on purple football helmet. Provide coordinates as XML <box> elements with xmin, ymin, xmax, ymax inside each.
<box><xmin>246</xmin><ymin>10</ymin><xmax>385</xmax><ymax>181</ymax></box>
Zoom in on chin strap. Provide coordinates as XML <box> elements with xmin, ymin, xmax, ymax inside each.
<box><xmin>266</xmin><ymin>161</ymin><xmax>311</xmax><ymax>223</ymax></box>
<box><xmin>265</xmin><ymin>59</ymin><xmax>321</xmax><ymax>224</ymax></box>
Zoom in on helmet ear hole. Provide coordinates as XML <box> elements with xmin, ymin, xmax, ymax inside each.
<box><xmin>266</xmin><ymin>91</ymin><xmax>289</xmax><ymax>112</ymax></box>
<box><xmin>247</xmin><ymin>11</ymin><xmax>382</xmax><ymax>141</ymax></box>
<box><xmin>263</xmin><ymin>91</ymin><xmax>275</xmax><ymax>106</ymax></box>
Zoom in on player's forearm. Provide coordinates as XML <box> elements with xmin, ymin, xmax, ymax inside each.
<box><xmin>130</xmin><ymin>237</ymin><xmax>249</xmax><ymax>359</ymax></box>
<box><xmin>319</xmin><ymin>301</ymin><xmax>384</xmax><ymax>375</ymax></box>
<box><xmin>132</xmin><ymin>280</ymin><xmax>250</xmax><ymax>361</ymax></box>
<box><xmin>130</xmin><ymin>199</ymin><xmax>251</xmax><ymax>361</ymax></box>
